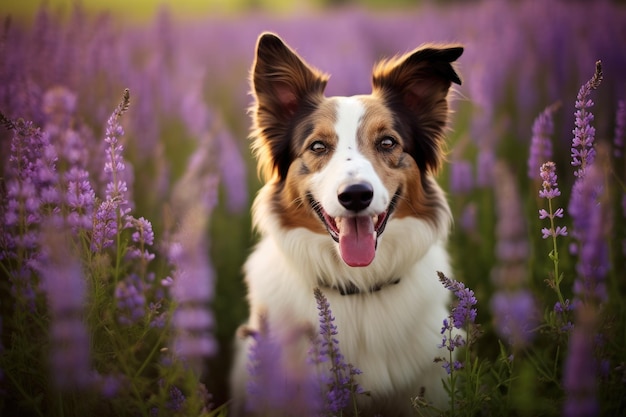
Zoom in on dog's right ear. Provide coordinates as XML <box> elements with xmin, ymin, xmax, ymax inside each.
<box><xmin>251</xmin><ymin>33</ymin><xmax>329</xmax><ymax>181</ymax></box>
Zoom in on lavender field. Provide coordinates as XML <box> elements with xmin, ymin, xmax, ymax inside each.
<box><xmin>1</xmin><ymin>0</ymin><xmax>625</xmax><ymax>416</ymax></box>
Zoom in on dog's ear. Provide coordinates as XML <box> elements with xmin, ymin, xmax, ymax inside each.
<box><xmin>251</xmin><ymin>33</ymin><xmax>329</xmax><ymax>181</ymax></box>
<box><xmin>372</xmin><ymin>45</ymin><xmax>463</xmax><ymax>173</ymax></box>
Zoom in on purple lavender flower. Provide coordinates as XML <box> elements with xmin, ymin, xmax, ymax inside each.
<box><xmin>2</xmin><ymin>117</ymin><xmax>58</xmax><ymax>243</ymax></box>
<box><xmin>568</xmin><ymin>163</ymin><xmax>609</xmax><ymax>303</ymax></box>
<box><xmin>102</xmin><ymin>88</ymin><xmax>132</xmax><ymax>217</ymax></box>
<box><xmin>490</xmin><ymin>290</ymin><xmax>537</xmax><ymax>348</ymax></box>
<box><xmin>562</xmin><ymin>304</ymin><xmax>599</xmax><ymax>417</ymax></box>
<box><xmin>39</xmin><ymin>224</ymin><xmax>91</xmax><ymax>390</ymax></box>
<box><xmin>538</xmin><ymin>161</ymin><xmax>568</xmax><ymax>239</ymax></box>
<box><xmin>125</xmin><ymin>216</ymin><xmax>156</xmax><ymax>264</ymax></box>
<box><xmin>115</xmin><ymin>274</ymin><xmax>147</xmax><ymax>325</ymax></box>
<box><xmin>613</xmin><ymin>99</ymin><xmax>625</xmax><ymax>158</ymax></box>
<box><xmin>313</xmin><ymin>288</ymin><xmax>364</xmax><ymax>414</ymax></box>
<box><xmin>91</xmin><ymin>199</ymin><xmax>118</xmax><ymax>252</ymax></box>
<box><xmin>166</xmin><ymin>385</ymin><xmax>186</xmax><ymax>412</ymax></box>
<box><xmin>168</xmin><ymin>230</ymin><xmax>216</xmax><ymax>371</ymax></box>
<box><xmin>438</xmin><ymin>272</ymin><xmax>477</xmax><ymax>329</ymax></box>
<box><xmin>437</xmin><ymin>272</ymin><xmax>478</xmax><ymax>374</ymax></box>
<box><xmin>246</xmin><ymin>318</ymin><xmax>290</xmax><ymax>412</ymax></box>
<box><xmin>554</xmin><ymin>300</ymin><xmax>574</xmax><ymax>333</ymax></box>
<box><xmin>1</xmin><ymin>115</ymin><xmax>60</xmax><ymax>309</ymax></box>
<box><xmin>571</xmin><ymin>61</ymin><xmax>603</xmax><ymax>179</ymax></box>
<box><xmin>527</xmin><ymin>103</ymin><xmax>558</xmax><ymax>179</ymax></box>
<box><xmin>65</xmin><ymin>167</ymin><xmax>95</xmax><ymax>232</ymax></box>
<box><xmin>90</xmin><ymin>89</ymin><xmax>132</xmax><ymax>253</ymax></box>
<box><xmin>449</xmin><ymin>158</ymin><xmax>474</xmax><ymax>194</ymax></box>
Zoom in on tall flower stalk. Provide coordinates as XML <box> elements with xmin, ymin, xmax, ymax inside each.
<box><xmin>313</xmin><ymin>288</ymin><xmax>364</xmax><ymax>415</ymax></box>
<box><xmin>436</xmin><ymin>271</ymin><xmax>478</xmax><ymax>415</ymax></box>
<box><xmin>539</xmin><ymin>161</ymin><xmax>568</xmax><ymax>308</ymax></box>
<box><xmin>528</xmin><ymin>103</ymin><xmax>559</xmax><ymax>180</ymax></box>
<box><xmin>571</xmin><ymin>61</ymin><xmax>603</xmax><ymax>179</ymax></box>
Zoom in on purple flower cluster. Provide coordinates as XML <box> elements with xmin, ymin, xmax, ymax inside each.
<box><xmin>438</xmin><ymin>273</ymin><xmax>478</xmax><ymax>329</ymax></box>
<box><xmin>437</xmin><ymin>272</ymin><xmax>478</xmax><ymax>373</ymax></box>
<box><xmin>538</xmin><ymin>161</ymin><xmax>568</xmax><ymax>240</ymax></box>
<box><xmin>115</xmin><ymin>274</ymin><xmax>147</xmax><ymax>325</ymax></box>
<box><xmin>527</xmin><ymin>103</ymin><xmax>557</xmax><ymax>179</ymax></box>
<box><xmin>168</xmin><ymin>235</ymin><xmax>217</xmax><ymax>370</ymax></box>
<box><xmin>39</xmin><ymin>226</ymin><xmax>91</xmax><ymax>390</ymax></box>
<box><xmin>65</xmin><ymin>167</ymin><xmax>96</xmax><ymax>232</ymax></box>
<box><xmin>490</xmin><ymin>290</ymin><xmax>538</xmax><ymax>349</ymax></box>
<box><xmin>1</xmin><ymin>115</ymin><xmax>60</xmax><ymax>310</ymax></box>
<box><xmin>568</xmin><ymin>163</ymin><xmax>609</xmax><ymax>303</ymax></box>
<box><xmin>245</xmin><ymin>319</ymin><xmax>294</xmax><ymax>413</ymax></box>
<box><xmin>313</xmin><ymin>288</ymin><xmax>364</xmax><ymax>414</ymax></box>
<box><xmin>571</xmin><ymin>61</ymin><xmax>603</xmax><ymax>179</ymax></box>
<box><xmin>562</xmin><ymin>305</ymin><xmax>599</xmax><ymax>417</ymax></box>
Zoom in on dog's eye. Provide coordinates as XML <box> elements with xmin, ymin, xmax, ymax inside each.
<box><xmin>310</xmin><ymin>141</ymin><xmax>328</xmax><ymax>154</ymax></box>
<box><xmin>378</xmin><ymin>136</ymin><xmax>397</xmax><ymax>151</ymax></box>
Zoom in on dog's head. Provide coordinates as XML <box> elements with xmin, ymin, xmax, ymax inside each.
<box><xmin>250</xmin><ymin>33</ymin><xmax>462</xmax><ymax>267</ymax></box>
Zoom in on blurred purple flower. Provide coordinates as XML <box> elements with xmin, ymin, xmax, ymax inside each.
<box><xmin>166</xmin><ymin>385</ymin><xmax>186</xmax><ymax>412</ymax></box>
<box><xmin>492</xmin><ymin>162</ymin><xmax>528</xmax><ymax>270</ymax></box>
<box><xmin>614</xmin><ymin>99</ymin><xmax>625</xmax><ymax>158</ymax></box>
<box><xmin>1</xmin><ymin>115</ymin><xmax>60</xmax><ymax>309</ymax></box>
<box><xmin>65</xmin><ymin>167</ymin><xmax>95</xmax><ymax>232</ymax></box>
<box><xmin>569</xmin><ymin>164</ymin><xmax>609</xmax><ymax>303</ymax></box>
<box><xmin>168</xmin><ymin>224</ymin><xmax>217</xmax><ymax>370</ymax></box>
<box><xmin>39</xmin><ymin>224</ymin><xmax>91</xmax><ymax>390</ymax></box>
<box><xmin>475</xmin><ymin>148</ymin><xmax>496</xmax><ymax>188</ymax></box>
<box><xmin>527</xmin><ymin>103</ymin><xmax>557</xmax><ymax>179</ymax></box>
<box><xmin>571</xmin><ymin>61</ymin><xmax>603</xmax><ymax>179</ymax></box>
<box><xmin>449</xmin><ymin>159</ymin><xmax>474</xmax><ymax>194</ymax></box>
<box><xmin>246</xmin><ymin>319</ymin><xmax>290</xmax><ymax>413</ymax></box>
<box><xmin>563</xmin><ymin>304</ymin><xmax>599</xmax><ymax>417</ymax></box>
<box><xmin>115</xmin><ymin>274</ymin><xmax>147</xmax><ymax>325</ymax></box>
<box><xmin>491</xmin><ymin>290</ymin><xmax>538</xmax><ymax>348</ymax></box>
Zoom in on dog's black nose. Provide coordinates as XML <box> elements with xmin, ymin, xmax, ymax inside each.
<box><xmin>338</xmin><ymin>182</ymin><xmax>374</xmax><ymax>212</ymax></box>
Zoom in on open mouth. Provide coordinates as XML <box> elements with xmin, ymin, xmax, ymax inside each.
<box><xmin>308</xmin><ymin>190</ymin><xmax>399</xmax><ymax>267</ymax></box>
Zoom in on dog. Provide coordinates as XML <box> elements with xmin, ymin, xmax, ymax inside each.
<box><xmin>230</xmin><ymin>32</ymin><xmax>463</xmax><ymax>416</ymax></box>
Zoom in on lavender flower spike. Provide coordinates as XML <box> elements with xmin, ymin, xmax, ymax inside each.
<box><xmin>437</xmin><ymin>272</ymin><xmax>477</xmax><ymax>375</ymax></box>
<box><xmin>569</xmin><ymin>163</ymin><xmax>609</xmax><ymax>303</ymax></box>
<box><xmin>102</xmin><ymin>88</ymin><xmax>132</xmax><ymax>216</ymax></box>
<box><xmin>571</xmin><ymin>61</ymin><xmax>603</xmax><ymax>178</ymax></box>
<box><xmin>539</xmin><ymin>161</ymin><xmax>568</xmax><ymax>239</ymax></box>
<box><xmin>313</xmin><ymin>288</ymin><xmax>364</xmax><ymax>414</ymax></box>
<box><xmin>39</xmin><ymin>223</ymin><xmax>91</xmax><ymax>390</ymax></box>
<box><xmin>563</xmin><ymin>304</ymin><xmax>599</xmax><ymax>417</ymax></box>
<box><xmin>527</xmin><ymin>102</ymin><xmax>559</xmax><ymax>179</ymax></box>
<box><xmin>437</xmin><ymin>272</ymin><xmax>477</xmax><ymax>329</ymax></box>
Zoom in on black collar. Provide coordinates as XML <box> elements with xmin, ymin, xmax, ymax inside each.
<box><xmin>319</xmin><ymin>278</ymin><xmax>401</xmax><ymax>296</ymax></box>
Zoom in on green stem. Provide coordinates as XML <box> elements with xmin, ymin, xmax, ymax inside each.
<box><xmin>548</xmin><ymin>198</ymin><xmax>565</xmax><ymax>306</ymax></box>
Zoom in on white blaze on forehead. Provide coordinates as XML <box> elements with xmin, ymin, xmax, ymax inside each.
<box><xmin>333</xmin><ymin>96</ymin><xmax>365</xmax><ymax>155</ymax></box>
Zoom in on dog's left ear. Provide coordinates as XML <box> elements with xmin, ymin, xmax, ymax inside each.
<box><xmin>372</xmin><ymin>45</ymin><xmax>463</xmax><ymax>172</ymax></box>
<box><xmin>251</xmin><ymin>33</ymin><xmax>329</xmax><ymax>181</ymax></box>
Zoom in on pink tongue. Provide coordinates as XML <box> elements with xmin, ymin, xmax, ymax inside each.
<box><xmin>339</xmin><ymin>216</ymin><xmax>376</xmax><ymax>267</ymax></box>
